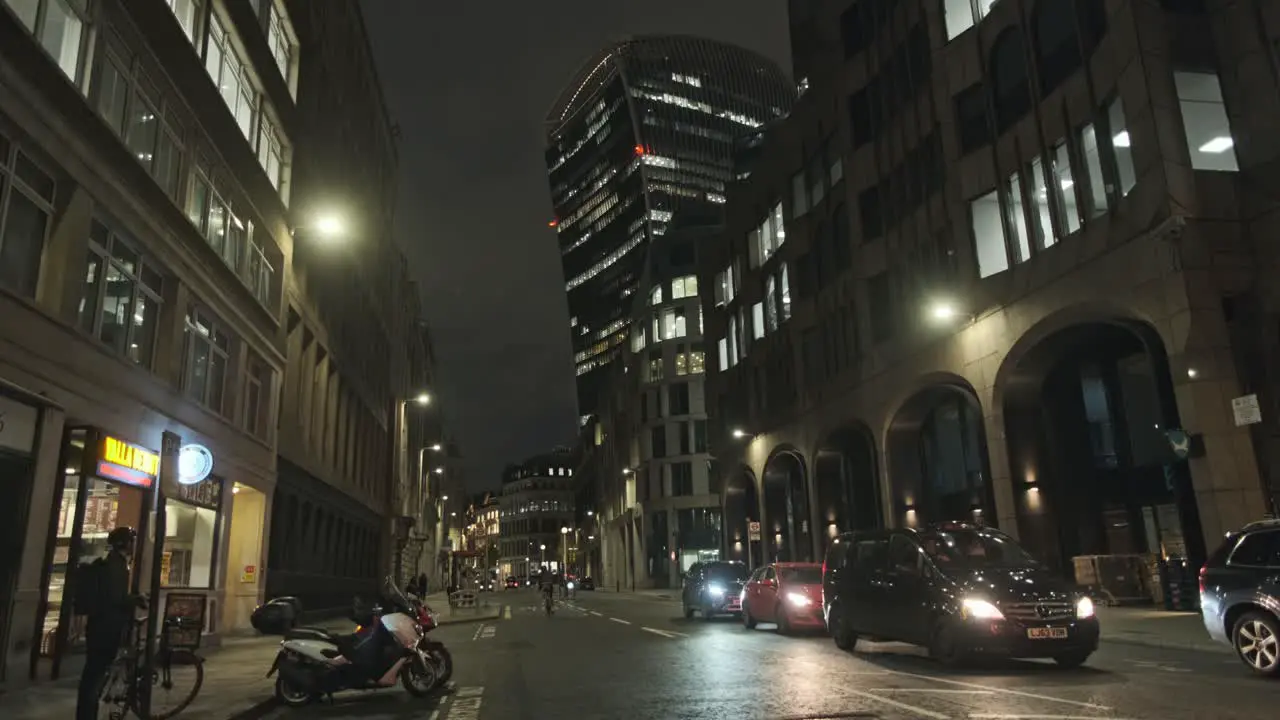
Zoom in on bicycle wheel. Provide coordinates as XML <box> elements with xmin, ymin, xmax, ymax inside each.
<box><xmin>133</xmin><ymin>650</ymin><xmax>204</xmax><ymax>720</ymax></box>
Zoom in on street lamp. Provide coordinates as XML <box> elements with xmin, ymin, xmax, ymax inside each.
<box><xmin>413</xmin><ymin>392</ymin><xmax>431</xmax><ymax>406</ymax></box>
<box><xmin>560</xmin><ymin>526</ymin><xmax>570</xmax><ymax>571</ymax></box>
<box><xmin>314</xmin><ymin>214</ymin><xmax>345</xmax><ymax>239</ymax></box>
<box><xmin>430</xmin><ymin>443</ymin><xmax>443</xmax><ymax>451</ymax></box>
<box><xmin>434</xmin><ymin>467</ymin><xmax>445</xmax><ymax>475</ymax></box>
<box><xmin>540</xmin><ymin>543</ymin><xmax>547</xmax><ymax>568</ymax></box>
<box><xmin>929</xmin><ymin>301</ymin><xmax>957</xmax><ymax>322</ymax></box>
<box><xmin>731</xmin><ymin>428</ymin><xmax>749</xmax><ymax>439</ymax></box>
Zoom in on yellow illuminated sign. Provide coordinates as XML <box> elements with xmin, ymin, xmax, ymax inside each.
<box><xmin>99</xmin><ymin>435</ymin><xmax>160</xmax><ymax>487</ymax></box>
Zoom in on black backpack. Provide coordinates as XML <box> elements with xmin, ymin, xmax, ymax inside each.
<box><xmin>72</xmin><ymin>557</ymin><xmax>108</xmax><ymax>617</ymax></box>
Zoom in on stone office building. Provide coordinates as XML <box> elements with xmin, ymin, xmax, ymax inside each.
<box><xmin>703</xmin><ymin>0</ymin><xmax>1279</xmax><ymax>583</ymax></box>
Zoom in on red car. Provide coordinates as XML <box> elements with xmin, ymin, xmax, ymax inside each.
<box><xmin>741</xmin><ymin>562</ymin><xmax>824</xmax><ymax>633</ymax></box>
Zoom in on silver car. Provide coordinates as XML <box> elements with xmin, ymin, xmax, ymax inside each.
<box><xmin>1199</xmin><ymin>519</ymin><xmax>1280</xmax><ymax>676</ymax></box>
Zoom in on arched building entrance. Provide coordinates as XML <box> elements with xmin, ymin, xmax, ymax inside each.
<box><xmin>813</xmin><ymin>424</ymin><xmax>880</xmax><ymax>552</ymax></box>
<box><xmin>886</xmin><ymin>382</ymin><xmax>994</xmax><ymax>529</ymax></box>
<box><xmin>762</xmin><ymin>450</ymin><xmax>812</xmax><ymax>562</ymax></box>
<box><xmin>723</xmin><ymin>468</ymin><xmax>760</xmax><ymax>568</ymax></box>
<box><xmin>1000</xmin><ymin>320</ymin><xmax>1206</xmax><ymax>574</ymax></box>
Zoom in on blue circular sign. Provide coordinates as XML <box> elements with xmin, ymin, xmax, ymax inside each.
<box><xmin>178</xmin><ymin>444</ymin><xmax>214</xmax><ymax>485</ymax></box>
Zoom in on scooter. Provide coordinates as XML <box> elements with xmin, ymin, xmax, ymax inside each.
<box><xmin>266</xmin><ymin>577</ymin><xmax>437</xmax><ymax>707</ymax></box>
<box><xmin>406</xmin><ymin>591</ymin><xmax>453</xmax><ymax>690</ymax></box>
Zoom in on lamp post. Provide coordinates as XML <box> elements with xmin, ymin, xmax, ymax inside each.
<box><xmin>390</xmin><ymin>391</ymin><xmax>432</xmax><ymax>583</ymax></box>
<box><xmin>540</xmin><ymin>543</ymin><xmax>547</xmax><ymax>569</ymax></box>
<box><xmin>560</xmin><ymin>526</ymin><xmax>570</xmax><ymax>572</ymax></box>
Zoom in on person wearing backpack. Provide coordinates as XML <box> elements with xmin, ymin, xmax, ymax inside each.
<box><xmin>75</xmin><ymin>526</ymin><xmax>141</xmax><ymax>720</ymax></box>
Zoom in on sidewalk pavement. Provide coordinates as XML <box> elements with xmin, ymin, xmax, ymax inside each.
<box><xmin>0</xmin><ymin>597</ymin><xmax>502</xmax><ymax>720</ymax></box>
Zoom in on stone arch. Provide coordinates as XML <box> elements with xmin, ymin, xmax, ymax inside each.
<box><xmin>885</xmin><ymin>375</ymin><xmax>994</xmax><ymax>530</ymax></box>
<box><xmin>812</xmin><ymin>421</ymin><xmax>880</xmax><ymax>552</ymax></box>
<box><xmin>722</xmin><ymin>465</ymin><xmax>761</xmax><ymax>568</ymax></box>
<box><xmin>995</xmin><ymin>309</ymin><xmax>1206</xmax><ymax>574</ymax></box>
<box><xmin>761</xmin><ymin>446</ymin><xmax>812</xmax><ymax>562</ymax></box>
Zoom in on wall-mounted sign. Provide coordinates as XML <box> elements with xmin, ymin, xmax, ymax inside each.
<box><xmin>0</xmin><ymin>394</ymin><xmax>39</xmax><ymax>455</ymax></box>
<box><xmin>97</xmin><ymin>435</ymin><xmax>159</xmax><ymax>489</ymax></box>
<box><xmin>241</xmin><ymin>565</ymin><xmax>256</xmax><ymax>583</ymax></box>
<box><xmin>1232</xmin><ymin>394</ymin><xmax>1262</xmax><ymax>427</ymax></box>
<box><xmin>178</xmin><ymin>444</ymin><xmax>214</xmax><ymax>485</ymax></box>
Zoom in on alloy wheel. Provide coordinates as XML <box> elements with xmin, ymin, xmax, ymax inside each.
<box><xmin>1236</xmin><ymin>617</ymin><xmax>1280</xmax><ymax>673</ymax></box>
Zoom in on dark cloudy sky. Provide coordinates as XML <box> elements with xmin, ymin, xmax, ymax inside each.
<box><xmin>362</xmin><ymin>1</ymin><xmax>791</xmax><ymax>491</ymax></box>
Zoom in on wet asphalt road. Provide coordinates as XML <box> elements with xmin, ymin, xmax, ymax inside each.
<box><xmin>260</xmin><ymin>590</ymin><xmax>1276</xmax><ymax>720</ymax></box>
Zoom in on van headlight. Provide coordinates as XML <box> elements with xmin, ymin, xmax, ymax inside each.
<box><xmin>960</xmin><ymin>598</ymin><xmax>1004</xmax><ymax>620</ymax></box>
<box><xmin>1076</xmin><ymin>596</ymin><xmax>1095</xmax><ymax>619</ymax></box>
<box><xmin>707</xmin><ymin>584</ymin><xmax>725</xmax><ymax>597</ymax></box>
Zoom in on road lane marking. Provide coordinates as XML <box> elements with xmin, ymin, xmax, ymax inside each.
<box><xmin>882</xmin><ymin>669</ymin><xmax>1111</xmax><ymax>710</ymax></box>
<box><xmin>641</xmin><ymin>627</ymin><xmax>679</xmax><ymax>638</ymax></box>
<box><xmin>868</xmin><ymin>688</ymin><xmax>994</xmax><ymax>694</ymax></box>
<box><xmin>609</xmin><ymin>617</ymin><xmax>632</xmax><ymax>625</ymax></box>
<box><xmin>502</xmin><ymin>605</ymin><xmax>512</xmax><ymax>620</ymax></box>
<box><xmin>589</xmin><ymin>611</ymin><xmax>603</xmax><ymax>616</ymax></box>
<box><xmin>970</xmin><ymin>716</ymin><xmax>1139</xmax><ymax>719</ymax></box>
<box><xmin>843</xmin><ymin>688</ymin><xmax>950</xmax><ymax>719</ymax></box>
<box><xmin>427</xmin><ymin>711</ymin><xmax>440</xmax><ymax>720</ymax></box>
<box><xmin>441</xmin><ymin>685</ymin><xmax>484</xmax><ymax>720</ymax></box>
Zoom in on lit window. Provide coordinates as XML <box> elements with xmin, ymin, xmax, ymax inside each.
<box><xmin>971</xmin><ymin>190</ymin><xmax>1009</xmax><ymax>278</ymax></box>
<box><xmin>1005</xmin><ymin>170</ymin><xmax>1030</xmax><ymax>264</ymax></box>
<box><xmin>1079</xmin><ymin>124</ymin><xmax>1108</xmax><ymax>217</ymax></box>
<box><xmin>675</xmin><ymin>352</ymin><xmax>688</xmax><ymax>376</ymax></box>
<box><xmin>671</xmin><ymin>275</ymin><xmax>698</xmax><ymax>299</ymax></box>
<box><xmin>1175</xmin><ymin>71</ymin><xmax>1238</xmax><ymax>172</ymax></box>
<box><xmin>1050</xmin><ymin>140</ymin><xmax>1081</xmax><ymax>237</ymax></box>
<box><xmin>779</xmin><ymin>264</ymin><xmax>792</xmax><ymax>321</ymax></box>
<box><xmin>945</xmin><ymin>0</ymin><xmax>997</xmax><ymax>40</ymax></box>
<box><xmin>267</xmin><ymin>1</ymin><xmax>294</xmax><ymax>85</ymax></box>
<box><xmin>764</xmin><ymin>275</ymin><xmax>779</xmax><ymax>332</ymax></box>
<box><xmin>1028</xmin><ymin>157</ymin><xmax>1054</xmax><ymax>249</ymax></box>
<box><xmin>79</xmin><ymin>220</ymin><xmax>164</xmax><ymax>368</ymax></box>
<box><xmin>162</xmin><ymin>0</ymin><xmax>203</xmax><ymax>44</ymax></box>
<box><xmin>689</xmin><ymin>351</ymin><xmax>705</xmax><ymax>374</ymax></box>
<box><xmin>650</xmin><ymin>285</ymin><xmax>663</xmax><ymax>306</ymax></box>
<box><xmin>1107</xmin><ymin>98</ymin><xmax>1136</xmax><ymax>196</ymax></box>
<box><xmin>182</xmin><ymin>308</ymin><xmax>232</xmax><ymax>416</ymax></box>
<box><xmin>662</xmin><ymin>307</ymin><xmax>687</xmax><ymax>340</ymax></box>
<box><xmin>717</xmin><ymin>338</ymin><xmax>728</xmax><ymax>372</ymax></box>
<box><xmin>752</xmin><ymin>302</ymin><xmax>765</xmax><ymax>339</ymax></box>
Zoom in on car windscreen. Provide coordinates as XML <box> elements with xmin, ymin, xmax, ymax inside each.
<box><xmin>780</xmin><ymin>567</ymin><xmax>822</xmax><ymax>584</ymax></box>
<box><xmin>705</xmin><ymin>565</ymin><xmax>749</xmax><ymax>582</ymax></box>
<box><xmin>918</xmin><ymin>529</ymin><xmax>1039</xmax><ymax>569</ymax></box>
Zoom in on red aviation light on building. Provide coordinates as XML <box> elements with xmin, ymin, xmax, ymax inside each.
<box><xmin>634</xmin><ymin>144</ymin><xmax>646</xmax><ymax>156</ymax></box>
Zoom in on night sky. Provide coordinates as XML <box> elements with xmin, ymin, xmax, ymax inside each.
<box><xmin>361</xmin><ymin>1</ymin><xmax>792</xmax><ymax>491</ymax></box>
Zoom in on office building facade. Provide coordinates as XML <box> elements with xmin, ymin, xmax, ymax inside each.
<box><xmin>703</xmin><ymin>0</ymin><xmax>1279</xmax><ymax>593</ymax></box>
<box><xmin>545</xmin><ymin>35</ymin><xmax>795</xmax><ymax>417</ymax></box>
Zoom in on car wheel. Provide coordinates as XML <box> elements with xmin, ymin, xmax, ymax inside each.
<box><xmin>683</xmin><ymin>600</ymin><xmax>694</xmax><ymax>619</ymax></box>
<box><xmin>830</xmin><ymin>604</ymin><xmax>857</xmax><ymax>651</ymax></box>
<box><xmin>1233</xmin><ymin>611</ymin><xmax>1280</xmax><ymax>676</ymax></box>
<box><xmin>930</xmin><ymin>621</ymin><xmax>964</xmax><ymax>667</ymax></box>
<box><xmin>702</xmin><ymin>602</ymin><xmax>715</xmax><ymax>621</ymax></box>
<box><xmin>743</xmin><ymin>605</ymin><xmax>757</xmax><ymax>629</ymax></box>
<box><xmin>776</xmin><ymin>607</ymin><xmax>791</xmax><ymax>635</ymax></box>
<box><xmin>1053</xmin><ymin>650</ymin><xmax>1092</xmax><ymax>669</ymax></box>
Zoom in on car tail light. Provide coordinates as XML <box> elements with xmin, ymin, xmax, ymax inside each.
<box><xmin>1199</xmin><ymin>564</ymin><xmax>1208</xmax><ymax>594</ymax></box>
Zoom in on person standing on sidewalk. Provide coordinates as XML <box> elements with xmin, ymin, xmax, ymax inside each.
<box><xmin>75</xmin><ymin>527</ymin><xmax>139</xmax><ymax>720</ymax></box>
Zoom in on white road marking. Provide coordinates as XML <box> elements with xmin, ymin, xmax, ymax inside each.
<box><xmin>589</xmin><ymin>611</ymin><xmax>603</xmax><ymax>616</ymax></box>
<box><xmin>441</xmin><ymin>686</ymin><xmax>484</xmax><ymax>720</ymax></box>
<box><xmin>502</xmin><ymin>605</ymin><xmax>512</xmax><ymax>620</ymax></box>
<box><xmin>882</xmin><ymin>669</ymin><xmax>1111</xmax><ymax>710</ymax></box>
<box><xmin>641</xmin><ymin>627</ymin><xmax>679</xmax><ymax>638</ymax></box>
<box><xmin>427</xmin><ymin>712</ymin><xmax>439</xmax><ymax>720</ymax></box>
<box><xmin>609</xmin><ymin>617</ymin><xmax>632</xmax><ymax>625</ymax></box>
<box><xmin>477</xmin><ymin>625</ymin><xmax>496</xmax><ymax>639</ymax></box>
<box><xmin>843</xmin><ymin>688</ymin><xmax>950</xmax><ymax>719</ymax></box>
<box><xmin>970</xmin><ymin>716</ymin><xmax>1138</xmax><ymax>719</ymax></box>
<box><xmin>867</xmin><ymin>688</ymin><xmax>994</xmax><ymax>694</ymax></box>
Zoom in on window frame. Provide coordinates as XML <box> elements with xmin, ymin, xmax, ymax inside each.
<box><xmin>182</xmin><ymin>307</ymin><xmax>232</xmax><ymax>416</ymax></box>
<box><xmin>0</xmin><ymin>138</ymin><xmax>57</xmax><ymax>298</ymax></box>
<box><xmin>79</xmin><ymin>220</ymin><xmax>165</xmax><ymax>369</ymax></box>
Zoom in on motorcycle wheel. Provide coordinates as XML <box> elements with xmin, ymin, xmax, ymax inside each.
<box><xmin>402</xmin><ymin>655</ymin><xmax>439</xmax><ymax>697</ymax></box>
<box><xmin>274</xmin><ymin>675</ymin><xmax>314</xmax><ymax>707</ymax></box>
<box><xmin>428</xmin><ymin>646</ymin><xmax>454</xmax><ymax>689</ymax></box>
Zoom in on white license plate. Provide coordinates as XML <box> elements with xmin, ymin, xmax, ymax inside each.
<box><xmin>1026</xmin><ymin>627</ymin><xmax>1068</xmax><ymax>640</ymax></box>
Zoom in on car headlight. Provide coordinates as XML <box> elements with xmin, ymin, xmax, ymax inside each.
<box><xmin>786</xmin><ymin>592</ymin><xmax>811</xmax><ymax>607</ymax></box>
<box><xmin>567</xmin><ymin>582</ymin><xmax>575</xmax><ymax>590</ymax></box>
<box><xmin>707</xmin><ymin>584</ymin><xmax>725</xmax><ymax>597</ymax></box>
<box><xmin>960</xmin><ymin>598</ymin><xmax>1005</xmax><ymax>620</ymax></box>
<box><xmin>1076</xmin><ymin>596</ymin><xmax>1095</xmax><ymax>619</ymax></box>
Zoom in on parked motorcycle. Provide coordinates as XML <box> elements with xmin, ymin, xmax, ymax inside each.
<box><xmin>406</xmin><ymin>590</ymin><xmax>453</xmax><ymax>689</ymax></box>
<box><xmin>266</xmin><ymin>577</ymin><xmax>438</xmax><ymax>706</ymax></box>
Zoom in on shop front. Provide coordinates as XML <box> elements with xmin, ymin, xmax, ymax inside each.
<box><xmin>35</xmin><ymin>429</ymin><xmax>241</xmax><ymax>679</ymax></box>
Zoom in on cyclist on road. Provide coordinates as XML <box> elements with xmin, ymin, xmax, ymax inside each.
<box><xmin>538</xmin><ymin>568</ymin><xmax>557</xmax><ymax>614</ymax></box>
<box><xmin>76</xmin><ymin>527</ymin><xmax>139</xmax><ymax>720</ymax></box>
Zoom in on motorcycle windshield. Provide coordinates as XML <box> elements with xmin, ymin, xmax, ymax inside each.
<box><xmin>383</xmin><ymin>575</ymin><xmax>412</xmax><ymax>611</ymax></box>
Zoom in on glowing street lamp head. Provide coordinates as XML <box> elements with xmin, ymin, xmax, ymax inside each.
<box><xmin>560</xmin><ymin>526</ymin><xmax>570</xmax><ymax>535</ymax></box>
<box><xmin>731</xmin><ymin>428</ymin><xmax>748</xmax><ymax>439</ymax></box>
<box><xmin>413</xmin><ymin>392</ymin><xmax>431</xmax><ymax>406</ymax></box>
<box><xmin>434</xmin><ymin>467</ymin><xmax>445</xmax><ymax>475</ymax></box>
<box><xmin>315</xmin><ymin>215</ymin><xmax>345</xmax><ymax>238</ymax></box>
<box><xmin>430</xmin><ymin>443</ymin><xmax>443</xmax><ymax>451</ymax></box>
<box><xmin>540</xmin><ymin>544</ymin><xmax>547</xmax><ymax>550</ymax></box>
<box><xmin>930</xmin><ymin>302</ymin><xmax>958</xmax><ymax>322</ymax></box>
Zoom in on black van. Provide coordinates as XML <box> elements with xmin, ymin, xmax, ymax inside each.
<box><xmin>822</xmin><ymin>523</ymin><xmax>1099</xmax><ymax>667</ymax></box>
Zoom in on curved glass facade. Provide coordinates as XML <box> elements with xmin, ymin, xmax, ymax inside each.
<box><xmin>545</xmin><ymin>35</ymin><xmax>795</xmax><ymax>415</ymax></box>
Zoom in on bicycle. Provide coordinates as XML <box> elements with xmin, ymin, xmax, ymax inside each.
<box><xmin>543</xmin><ymin>587</ymin><xmax>555</xmax><ymax>616</ymax></box>
<box><xmin>98</xmin><ymin>616</ymin><xmax>204</xmax><ymax>719</ymax></box>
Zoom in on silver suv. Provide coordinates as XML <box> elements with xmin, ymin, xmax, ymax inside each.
<box><xmin>1199</xmin><ymin>519</ymin><xmax>1280</xmax><ymax>676</ymax></box>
